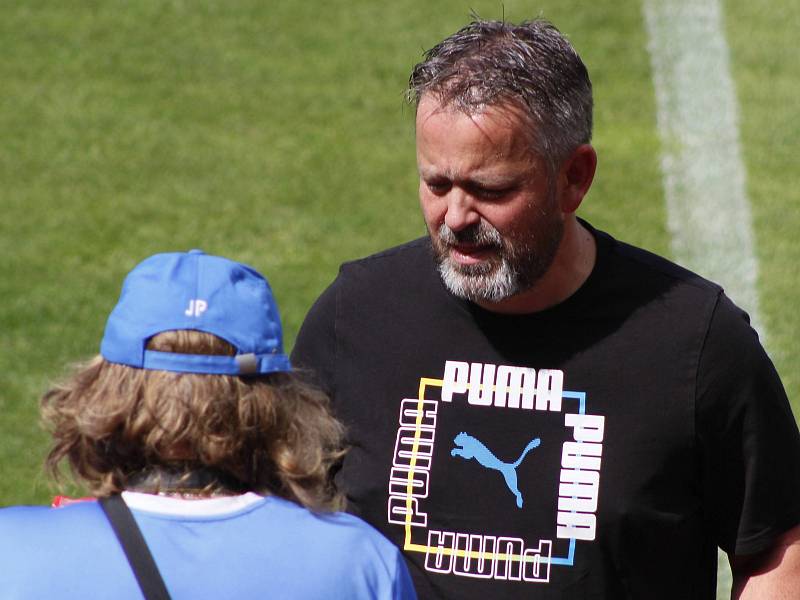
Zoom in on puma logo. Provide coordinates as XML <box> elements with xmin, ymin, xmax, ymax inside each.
<box><xmin>451</xmin><ymin>432</ymin><xmax>541</xmax><ymax>508</ymax></box>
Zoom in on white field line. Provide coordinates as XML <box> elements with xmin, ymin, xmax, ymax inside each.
<box><xmin>642</xmin><ymin>0</ymin><xmax>765</xmax><ymax>340</ymax></box>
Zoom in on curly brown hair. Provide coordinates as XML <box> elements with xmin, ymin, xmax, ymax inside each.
<box><xmin>41</xmin><ymin>330</ymin><xmax>346</xmax><ymax>510</ymax></box>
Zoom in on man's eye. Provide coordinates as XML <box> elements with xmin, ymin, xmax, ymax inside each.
<box><xmin>474</xmin><ymin>186</ymin><xmax>510</xmax><ymax>199</ymax></box>
<box><xmin>426</xmin><ymin>181</ymin><xmax>451</xmax><ymax>194</ymax></box>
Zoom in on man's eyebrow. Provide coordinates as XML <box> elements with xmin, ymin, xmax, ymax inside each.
<box><xmin>418</xmin><ymin>166</ymin><xmax>521</xmax><ymax>186</ymax></box>
<box><xmin>417</xmin><ymin>165</ymin><xmax>442</xmax><ymax>177</ymax></box>
<box><xmin>459</xmin><ymin>173</ymin><xmax>524</xmax><ymax>188</ymax></box>
<box><xmin>469</xmin><ymin>174</ymin><xmax>521</xmax><ymax>186</ymax></box>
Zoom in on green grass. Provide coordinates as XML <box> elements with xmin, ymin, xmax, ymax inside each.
<box><xmin>1</xmin><ymin>7</ymin><xmax>797</xmax><ymax>598</ymax></box>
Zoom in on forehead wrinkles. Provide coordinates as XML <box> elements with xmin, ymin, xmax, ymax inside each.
<box><xmin>416</xmin><ymin>101</ymin><xmax>537</xmax><ymax>177</ymax></box>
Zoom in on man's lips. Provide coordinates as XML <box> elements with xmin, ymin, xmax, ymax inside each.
<box><xmin>448</xmin><ymin>243</ymin><xmax>497</xmax><ymax>265</ymax></box>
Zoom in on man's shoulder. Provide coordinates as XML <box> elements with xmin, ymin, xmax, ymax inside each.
<box><xmin>340</xmin><ymin>237</ymin><xmax>431</xmax><ymax>271</ymax></box>
<box><xmin>333</xmin><ymin>237</ymin><xmax>437</xmax><ymax>293</ymax></box>
<box><xmin>596</xmin><ymin>226</ymin><xmax>723</xmax><ymax>297</ymax></box>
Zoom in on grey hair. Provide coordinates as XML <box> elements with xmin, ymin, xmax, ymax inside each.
<box><xmin>408</xmin><ymin>18</ymin><xmax>593</xmax><ymax>172</ymax></box>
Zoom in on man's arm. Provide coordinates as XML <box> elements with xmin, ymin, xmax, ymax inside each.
<box><xmin>731</xmin><ymin>524</ymin><xmax>800</xmax><ymax>599</ymax></box>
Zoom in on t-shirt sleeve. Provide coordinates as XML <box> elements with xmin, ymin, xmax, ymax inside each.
<box><xmin>696</xmin><ymin>293</ymin><xmax>800</xmax><ymax>556</ymax></box>
<box><xmin>290</xmin><ymin>274</ymin><xmax>340</xmax><ymax>398</ymax></box>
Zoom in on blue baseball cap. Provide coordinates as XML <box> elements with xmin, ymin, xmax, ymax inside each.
<box><xmin>100</xmin><ymin>250</ymin><xmax>291</xmax><ymax>375</ymax></box>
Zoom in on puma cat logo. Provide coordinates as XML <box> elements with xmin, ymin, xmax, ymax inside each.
<box><xmin>451</xmin><ymin>432</ymin><xmax>541</xmax><ymax>508</ymax></box>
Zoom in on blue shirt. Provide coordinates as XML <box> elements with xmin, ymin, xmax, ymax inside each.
<box><xmin>0</xmin><ymin>493</ymin><xmax>416</xmax><ymax>599</ymax></box>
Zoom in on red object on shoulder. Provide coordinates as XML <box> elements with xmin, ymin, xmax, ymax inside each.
<box><xmin>51</xmin><ymin>495</ymin><xmax>96</xmax><ymax>508</ymax></box>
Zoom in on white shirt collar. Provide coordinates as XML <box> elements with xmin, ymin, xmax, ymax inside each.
<box><xmin>121</xmin><ymin>490</ymin><xmax>265</xmax><ymax>517</ymax></box>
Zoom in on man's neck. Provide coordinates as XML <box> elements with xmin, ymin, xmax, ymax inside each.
<box><xmin>476</xmin><ymin>217</ymin><xmax>596</xmax><ymax>315</ymax></box>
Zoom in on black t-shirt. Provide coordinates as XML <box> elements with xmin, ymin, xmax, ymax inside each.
<box><xmin>292</xmin><ymin>224</ymin><xmax>800</xmax><ymax>599</ymax></box>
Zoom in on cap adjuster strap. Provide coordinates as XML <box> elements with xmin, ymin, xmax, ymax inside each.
<box><xmin>235</xmin><ymin>353</ymin><xmax>258</xmax><ymax>375</ymax></box>
<box><xmin>141</xmin><ymin>349</ymin><xmax>290</xmax><ymax>375</ymax></box>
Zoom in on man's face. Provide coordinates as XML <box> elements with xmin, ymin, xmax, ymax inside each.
<box><xmin>416</xmin><ymin>96</ymin><xmax>565</xmax><ymax>303</ymax></box>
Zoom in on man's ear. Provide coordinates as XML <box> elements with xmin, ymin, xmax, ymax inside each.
<box><xmin>558</xmin><ymin>144</ymin><xmax>597</xmax><ymax>214</ymax></box>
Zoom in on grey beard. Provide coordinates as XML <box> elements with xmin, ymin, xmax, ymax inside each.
<box><xmin>434</xmin><ymin>222</ymin><xmax>524</xmax><ymax>303</ymax></box>
<box><xmin>438</xmin><ymin>257</ymin><xmax>521</xmax><ymax>302</ymax></box>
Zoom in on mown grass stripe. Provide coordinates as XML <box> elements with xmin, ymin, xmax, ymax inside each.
<box><xmin>642</xmin><ymin>0</ymin><xmax>765</xmax><ymax>340</ymax></box>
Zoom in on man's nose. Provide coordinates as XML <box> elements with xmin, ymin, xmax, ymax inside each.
<box><xmin>443</xmin><ymin>190</ymin><xmax>481</xmax><ymax>232</ymax></box>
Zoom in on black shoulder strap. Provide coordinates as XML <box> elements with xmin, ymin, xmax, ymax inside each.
<box><xmin>99</xmin><ymin>494</ymin><xmax>172</xmax><ymax>600</ymax></box>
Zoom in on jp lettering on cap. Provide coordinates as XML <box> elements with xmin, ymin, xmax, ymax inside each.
<box><xmin>100</xmin><ymin>249</ymin><xmax>291</xmax><ymax>375</ymax></box>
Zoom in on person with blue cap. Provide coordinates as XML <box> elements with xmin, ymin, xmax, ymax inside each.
<box><xmin>0</xmin><ymin>250</ymin><xmax>416</xmax><ymax>599</ymax></box>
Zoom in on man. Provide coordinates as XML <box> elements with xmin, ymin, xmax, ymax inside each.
<box><xmin>292</xmin><ymin>18</ymin><xmax>800</xmax><ymax>599</ymax></box>
<box><xmin>0</xmin><ymin>250</ymin><xmax>415</xmax><ymax>599</ymax></box>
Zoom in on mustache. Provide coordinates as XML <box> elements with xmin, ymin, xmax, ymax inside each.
<box><xmin>437</xmin><ymin>222</ymin><xmax>503</xmax><ymax>247</ymax></box>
